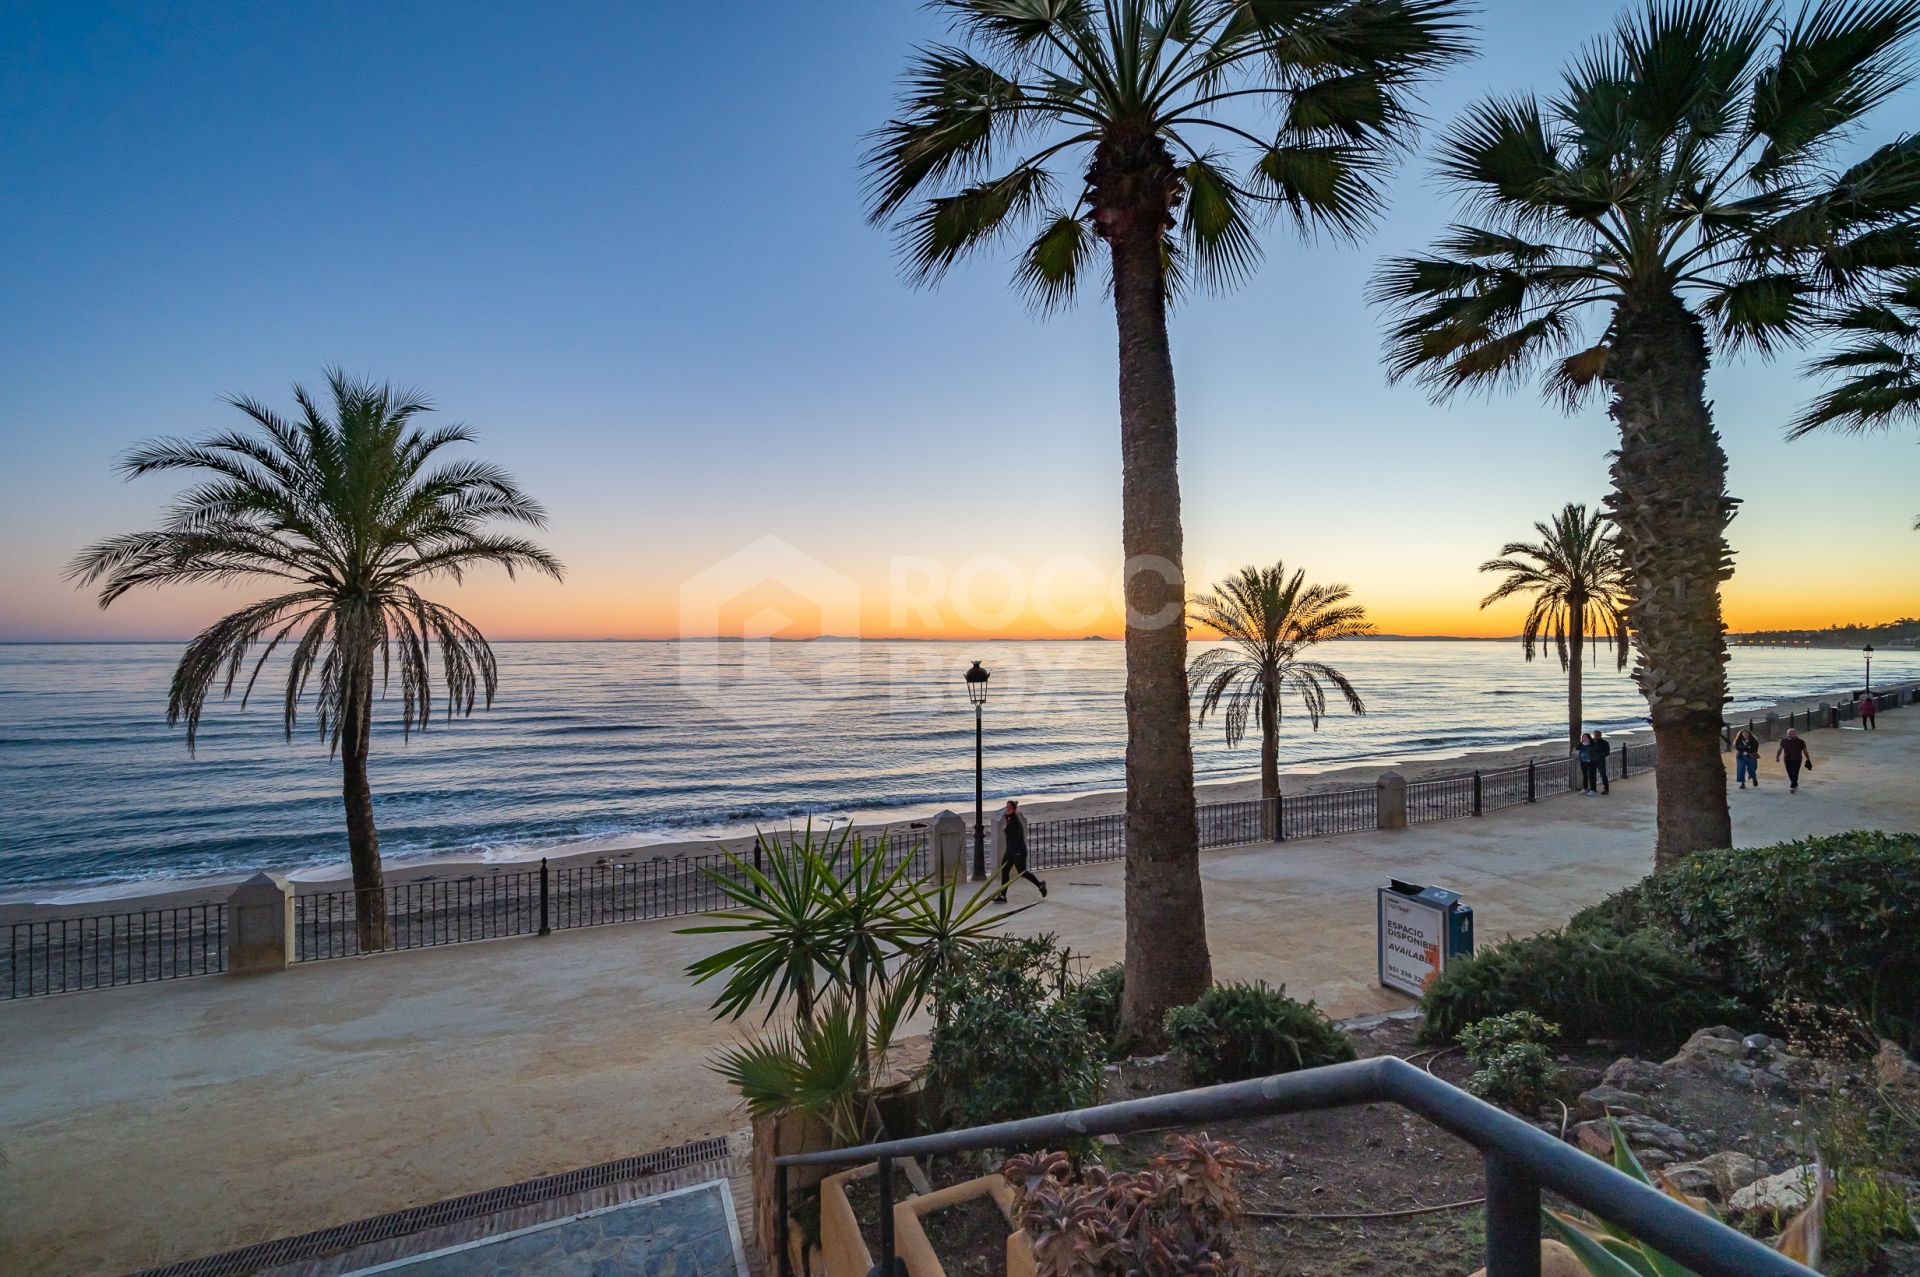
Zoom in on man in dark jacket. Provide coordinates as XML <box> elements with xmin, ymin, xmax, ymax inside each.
<box><xmin>1590</xmin><ymin>730</ymin><xmax>1612</xmax><ymax>795</ymax></box>
<box><xmin>993</xmin><ymin>800</ymin><xmax>1048</xmax><ymax>903</ymax></box>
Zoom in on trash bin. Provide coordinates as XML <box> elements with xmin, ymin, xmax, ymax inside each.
<box><xmin>1377</xmin><ymin>878</ymin><xmax>1474</xmax><ymax>997</ymax></box>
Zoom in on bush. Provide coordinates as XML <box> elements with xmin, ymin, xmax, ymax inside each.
<box><xmin>1421</xmin><ymin>927</ymin><xmax>1736</xmax><ymax>1050</ymax></box>
<box><xmin>1458</xmin><ymin>1012</ymin><xmax>1560</xmax><ymax>1112</ymax></box>
<box><xmin>1005</xmin><ymin>1135</ymin><xmax>1261</xmax><ymax>1276</ymax></box>
<box><xmin>1066</xmin><ymin>964</ymin><xmax>1125</xmax><ymax>1057</ymax></box>
<box><xmin>1162</xmin><ymin>981</ymin><xmax>1354</xmax><ymax>1085</ymax></box>
<box><xmin>927</xmin><ymin>936</ymin><xmax>1105</xmax><ymax>1133</ymax></box>
<box><xmin>1628</xmin><ymin>831</ymin><xmax>1920</xmax><ymax>1045</ymax></box>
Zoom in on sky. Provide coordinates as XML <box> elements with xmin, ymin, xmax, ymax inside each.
<box><xmin>1</xmin><ymin>1</ymin><xmax>1915</xmax><ymax>644</ymax></box>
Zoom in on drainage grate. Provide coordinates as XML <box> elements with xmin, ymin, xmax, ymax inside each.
<box><xmin>123</xmin><ymin>1135</ymin><xmax>733</xmax><ymax>1277</ymax></box>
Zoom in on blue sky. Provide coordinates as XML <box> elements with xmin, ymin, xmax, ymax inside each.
<box><xmin>2</xmin><ymin>0</ymin><xmax>1915</xmax><ymax>641</ymax></box>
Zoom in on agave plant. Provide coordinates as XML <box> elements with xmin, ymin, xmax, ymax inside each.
<box><xmin>1545</xmin><ymin>1118</ymin><xmax>1827</xmax><ymax>1274</ymax></box>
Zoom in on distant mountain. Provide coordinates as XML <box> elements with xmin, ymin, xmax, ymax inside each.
<box><xmin>1731</xmin><ymin>618</ymin><xmax>1920</xmax><ymax>649</ymax></box>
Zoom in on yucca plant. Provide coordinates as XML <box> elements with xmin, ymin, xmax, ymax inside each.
<box><xmin>1545</xmin><ymin>1118</ymin><xmax>1827</xmax><ymax>1274</ymax></box>
<box><xmin>1374</xmin><ymin>0</ymin><xmax>1920</xmax><ymax>866</ymax></box>
<box><xmin>710</xmin><ymin>990</ymin><xmax>893</xmax><ymax>1148</ymax></box>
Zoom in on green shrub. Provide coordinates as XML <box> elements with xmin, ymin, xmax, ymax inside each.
<box><xmin>1066</xmin><ymin>964</ymin><xmax>1125</xmax><ymax>1057</ymax></box>
<box><xmin>1162</xmin><ymin>981</ymin><xmax>1354</xmax><ymax>1085</ymax></box>
<box><xmin>927</xmin><ymin>936</ymin><xmax>1105</xmax><ymax>1133</ymax></box>
<box><xmin>1421</xmin><ymin>927</ymin><xmax>1736</xmax><ymax>1050</ymax></box>
<box><xmin>1629</xmin><ymin>831</ymin><xmax>1920</xmax><ymax>1045</ymax></box>
<box><xmin>1458</xmin><ymin>1012</ymin><xmax>1560</xmax><ymax>1112</ymax></box>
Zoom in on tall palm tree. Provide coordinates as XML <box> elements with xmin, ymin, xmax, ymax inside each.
<box><xmin>1372</xmin><ymin>0</ymin><xmax>1920</xmax><ymax>866</ymax></box>
<box><xmin>1478</xmin><ymin>503</ymin><xmax>1632</xmax><ymax>754</ymax></box>
<box><xmin>866</xmin><ymin>0</ymin><xmax>1469</xmax><ymax>1044</ymax></box>
<box><xmin>68</xmin><ymin>371</ymin><xmax>563</xmax><ymax>950</ymax></box>
<box><xmin>1187</xmin><ymin>564</ymin><xmax>1372</xmax><ymax>835</ymax></box>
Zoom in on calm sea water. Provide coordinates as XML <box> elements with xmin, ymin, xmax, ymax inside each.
<box><xmin>1</xmin><ymin>639</ymin><xmax>1910</xmax><ymax>898</ymax></box>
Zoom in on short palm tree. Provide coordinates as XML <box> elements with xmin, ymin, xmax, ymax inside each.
<box><xmin>68</xmin><ymin>371</ymin><xmax>563</xmax><ymax>950</ymax></box>
<box><xmin>866</xmin><ymin>0</ymin><xmax>1468</xmax><ymax>1044</ymax></box>
<box><xmin>1478</xmin><ymin>503</ymin><xmax>1632</xmax><ymax>755</ymax></box>
<box><xmin>1187</xmin><ymin>564</ymin><xmax>1372</xmax><ymax>836</ymax></box>
<box><xmin>1372</xmin><ymin>0</ymin><xmax>1920</xmax><ymax>866</ymax></box>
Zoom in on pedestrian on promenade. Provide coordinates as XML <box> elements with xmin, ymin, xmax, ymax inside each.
<box><xmin>1860</xmin><ymin>692</ymin><xmax>1878</xmax><ymax>730</ymax></box>
<box><xmin>1577</xmin><ymin>732</ymin><xmax>1597</xmax><ymax>794</ymax></box>
<box><xmin>1732</xmin><ymin>727</ymin><xmax>1761</xmax><ymax>789</ymax></box>
<box><xmin>993</xmin><ymin>800</ymin><xmax>1047</xmax><ymax>903</ymax></box>
<box><xmin>1776</xmin><ymin>729</ymin><xmax>1813</xmax><ymax>793</ymax></box>
<box><xmin>1590</xmin><ymin>729</ymin><xmax>1612</xmax><ymax>794</ymax></box>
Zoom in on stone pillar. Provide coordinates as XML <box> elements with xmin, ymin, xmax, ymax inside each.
<box><xmin>1376</xmin><ymin>771</ymin><xmax>1408</xmax><ymax>831</ymax></box>
<box><xmin>228</xmin><ymin>871</ymin><xmax>294</xmax><ymax>974</ymax></box>
<box><xmin>930</xmin><ymin>810</ymin><xmax>966</xmax><ymax>885</ymax></box>
<box><xmin>1820</xmin><ymin>701</ymin><xmax>1835</xmax><ymax>730</ymax></box>
<box><xmin>1762</xmin><ymin>711</ymin><xmax>1779</xmax><ymax>741</ymax></box>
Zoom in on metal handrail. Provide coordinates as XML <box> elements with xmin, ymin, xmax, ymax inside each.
<box><xmin>774</xmin><ymin>1054</ymin><xmax>1813</xmax><ymax>1277</ymax></box>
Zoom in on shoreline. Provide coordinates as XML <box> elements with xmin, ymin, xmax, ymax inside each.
<box><xmin>2</xmin><ymin>679</ymin><xmax>1901</xmax><ymax>925</ymax></box>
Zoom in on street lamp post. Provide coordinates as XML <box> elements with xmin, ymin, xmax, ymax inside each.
<box><xmin>1864</xmin><ymin>644</ymin><xmax>1875</xmax><ymax>695</ymax></box>
<box><xmin>965</xmin><ymin>660</ymin><xmax>990</xmax><ymax>881</ymax></box>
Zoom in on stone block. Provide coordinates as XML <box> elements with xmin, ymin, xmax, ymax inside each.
<box><xmin>1376</xmin><ymin>771</ymin><xmax>1407</xmax><ymax>831</ymax></box>
<box><xmin>930</xmin><ymin>811</ymin><xmax>966</xmax><ymax>886</ymax></box>
<box><xmin>227</xmin><ymin>871</ymin><xmax>294</xmax><ymax>974</ymax></box>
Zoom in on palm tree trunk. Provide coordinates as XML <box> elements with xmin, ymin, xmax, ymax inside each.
<box><xmin>1567</xmin><ymin>597</ymin><xmax>1584</xmax><ymax>757</ymax></box>
<box><xmin>1095</xmin><ymin>138</ymin><xmax>1212</xmax><ymax>1049</ymax></box>
<box><xmin>1604</xmin><ymin>294</ymin><xmax>1734</xmax><ymax>867</ymax></box>
<box><xmin>341</xmin><ymin>643</ymin><xmax>389</xmax><ymax>951</ymax></box>
<box><xmin>1260</xmin><ymin>677</ymin><xmax>1280</xmax><ymax>838</ymax></box>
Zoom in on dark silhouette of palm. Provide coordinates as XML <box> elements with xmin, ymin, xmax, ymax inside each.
<box><xmin>1791</xmin><ymin>272</ymin><xmax>1920</xmax><ymax>529</ymax></box>
<box><xmin>1188</xmin><ymin>564</ymin><xmax>1371</xmax><ymax>835</ymax></box>
<box><xmin>69</xmin><ymin>370</ymin><xmax>563</xmax><ymax>949</ymax></box>
<box><xmin>1479</xmin><ymin>503</ymin><xmax>1631</xmax><ymax>752</ymax></box>
<box><xmin>1373</xmin><ymin>0</ymin><xmax>1920</xmax><ymax>864</ymax></box>
<box><xmin>865</xmin><ymin>0</ymin><xmax>1468</xmax><ymax>1044</ymax></box>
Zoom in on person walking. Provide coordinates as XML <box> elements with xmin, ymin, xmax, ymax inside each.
<box><xmin>1776</xmin><ymin>729</ymin><xmax>1813</xmax><ymax>793</ymax></box>
<box><xmin>1732</xmin><ymin>727</ymin><xmax>1761</xmax><ymax>789</ymax></box>
<box><xmin>1577</xmin><ymin>732</ymin><xmax>1597</xmax><ymax>795</ymax></box>
<box><xmin>1589</xmin><ymin>729</ymin><xmax>1612</xmax><ymax>795</ymax></box>
<box><xmin>1860</xmin><ymin>692</ymin><xmax>1878</xmax><ymax>731</ymax></box>
<box><xmin>992</xmin><ymin>800</ymin><xmax>1047</xmax><ymax>903</ymax></box>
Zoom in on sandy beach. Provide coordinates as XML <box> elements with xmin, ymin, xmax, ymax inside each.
<box><xmin>3</xmin><ymin>680</ymin><xmax>1893</xmax><ymax>925</ymax></box>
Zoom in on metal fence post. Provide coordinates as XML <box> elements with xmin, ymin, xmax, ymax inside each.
<box><xmin>538</xmin><ymin>858</ymin><xmax>551</xmax><ymax>937</ymax></box>
<box><xmin>1472</xmin><ymin>771</ymin><xmax>1483</xmax><ymax>817</ymax></box>
<box><xmin>1484</xmin><ymin>1154</ymin><xmax>1542</xmax><ymax>1277</ymax></box>
<box><xmin>1273</xmin><ymin>793</ymin><xmax>1285</xmax><ymax>842</ymax></box>
<box><xmin>775</xmin><ymin>1162</ymin><xmax>791</xmax><ymax>1277</ymax></box>
<box><xmin>1620</xmin><ymin>745</ymin><xmax>1629</xmax><ymax>779</ymax></box>
<box><xmin>876</xmin><ymin>1155</ymin><xmax>898</xmax><ymax>1276</ymax></box>
<box><xmin>1526</xmin><ymin>760</ymin><xmax>1536</xmax><ymax>803</ymax></box>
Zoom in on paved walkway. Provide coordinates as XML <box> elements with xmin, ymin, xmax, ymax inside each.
<box><xmin>4</xmin><ymin>714</ymin><xmax>1916</xmax><ymax>1276</ymax></box>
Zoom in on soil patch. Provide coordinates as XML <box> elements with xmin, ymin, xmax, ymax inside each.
<box><xmin>923</xmin><ymin>1190</ymin><xmax>1010</xmax><ymax>1277</ymax></box>
<box><xmin>843</xmin><ymin>1161</ymin><xmax>916</xmax><ymax>1264</ymax></box>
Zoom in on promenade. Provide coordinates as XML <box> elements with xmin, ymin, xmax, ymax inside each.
<box><xmin>4</xmin><ymin>714</ymin><xmax>1916</xmax><ymax>1276</ymax></box>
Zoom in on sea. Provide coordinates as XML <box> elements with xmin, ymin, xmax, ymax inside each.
<box><xmin>1</xmin><ymin>639</ymin><xmax>1910</xmax><ymax>900</ymax></box>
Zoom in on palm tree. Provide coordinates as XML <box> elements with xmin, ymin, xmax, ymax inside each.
<box><xmin>1791</xmin><ymin>273</ymin><xmax>1920</xmax><ymax>527</ymax></box>
<box><xmin>1187</xmin><ymin>564</ymin><xmax>1372</xmax><ymax>836</ymax></box>
<box><xmin>866</xmin><ymin>0</ymin><xmax>1469</xmax><ymax>1044</ymax></box>
<box><xmin>1478</xmin><ymin>503</ymin><xmax>1632</xmax><ymax>755</ymax></box>
<box><xmin>68</xmin><ymin>371</ymin><xmax>563</xmax><ymax>950</ymax></box>
<box><xmin>1372</xmin><ymin>0</ymin><xmax>1920</xmax><ymax>866</ymax></box>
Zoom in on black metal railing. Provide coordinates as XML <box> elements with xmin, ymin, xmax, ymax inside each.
<box><xmin>4</xmin><ymin>905</ymin><xmax>226</xmax><ymax>998</ymax></box>
<box><xmin>774</xmin><ymin>1055</ymin><xmax>1812</xmax><ymax>1277</ymax></box>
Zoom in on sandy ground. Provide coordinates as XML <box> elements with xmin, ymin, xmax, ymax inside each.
<box><xmin>11</xmin><ymin>678</ymin><xmax>1894</xmax><ymax>923</ymax></box>
<box><xmin>1</xmin><ymin>709</ymin><xmax>1914</xmax><ymax>1275</ymax></box>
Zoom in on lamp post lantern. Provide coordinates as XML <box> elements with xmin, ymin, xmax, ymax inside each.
<box><xmin>964</xmin><ymin>660</ymin><xmax>990</xmax><ymax>880</ymax></box>
<box><xmin>1864</xmin><ymin>644</ymin><xmax>1874</xmax><ymax>695</ymax></box>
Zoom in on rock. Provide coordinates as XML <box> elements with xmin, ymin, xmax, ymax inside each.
<box><xmin>1638</xmin><ymin>1148</ymin><xmax>1676</xmax><ymax>1168</ymax></box>
<box><xmin>1573</xmin><ymin>1121</ymin><xmax>1614</xmax><ymax>1157</ymax></box>
<box><xmin>1875</xmin><ymin>1041</ymin><xmax>1920</xmax><ymax>1091</ymax></box>
<box><xmin>1468</xmin><ymin>1240</ymin><xmax>1586</xmax><ymax>1277</ymax></box>
<box><xmin>1667</xmin><ymin>1026</ymin><xmax>1748</xmax><ymax>1066</ymax></box>
<box><xmin>1742</xmin><ymin>1033</ymin><xmax>1774</xmax><ymax>1056</ymax></box>
<box><xmin>1728</xmin><ymin>1164</ymin><xmax>1819</xmax><ymax>1217</ymax></box>
<box><xmin>1612</xmin><ymin>1113</ymin><xmax>1700</xmax><ymax>1156</ymax></box>
<box><xmin>1602</xmin><ymin>1058</ymin><xmax>1669</xmax><ymax>1095</ymax></box>
<box><xmin>1661</xmin><ymin>1152</ymin><xmax>1768</xmax><ymax>1202</ymax></box>
<box><xmin>1575</xmin><ymin>1084</ymin><xmax>1650</xmax><ymax>1120</ymax></box>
